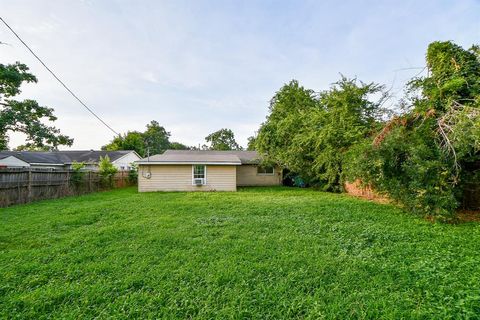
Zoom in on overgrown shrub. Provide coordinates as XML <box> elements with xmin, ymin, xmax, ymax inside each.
<box><xmin>71</xmin><ymin>161</ymin><xmax>86</xmax><ymax>187</ymax></box>
<box><xmin>345</xmin><ymin>124</ymin><xmax>459</xmax><ymax>220</ymax></box>
<box><xmin>98</xmin><ymin>155</ymin><xmax>118</xmax><ymax>188</ymax></box>
<box><xmin>345</xmin><ymin>41</ymin><xmax>480</xmax><ymax>221</ymax></box>
<box><xmin>128</xmin><ymin>163</ymin><xmax>138</xmax><ymax>184</ymax></box>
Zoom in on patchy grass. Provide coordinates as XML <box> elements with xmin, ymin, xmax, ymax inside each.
<box><xmin>1</xmin><ymin>187</ymin><xmax>480</xmax><ymax>319</ymax></box>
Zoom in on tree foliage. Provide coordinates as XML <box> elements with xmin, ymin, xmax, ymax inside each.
<box><xmin>246</xmin><ymin>136</ymin><xmax>257</xmax><ymax>151</ymax></box>
<box><xmin>256</xmin><ymin>78</ymin><xmax>386</xmax><ymax>191</ymax></box>
<box><xmin>14</xmin><ymin>144</ymin><xmax>52</xmax><ymax>151</ymax></box>
<box><xmin>256</xmin><ymin>41</ymin><xmax>480</xmax><ymax>219</ymax></box>
<box><xmin>71</xmin><ymin>161</ymin><xmax>86</xmax><ymax>186</ymax></box>
<box><xmin>98</xmin><ymin>155</ymin><xmax>118</xmax><ymax>188</ymax></box>
<box><xmin>104</xmin><ymin>131</ymin><xmax>145</xmax><ymax>156</ymax></box>
<box><xmin>204</xmin><ymin>128</ymin><xmax>242</xmax><ymax>150</ymax></box>
<box><xmin>102</xmin><ymin>121</ymin><xmax>174</xmax><ymax>157</ymax></box>
<box><xmin>0</xmin><ymin>62</ymin><xmax>73</xmax><ymax>150</ymax></box>
<box><xmin>143</xmin><ymin>120</ymin><xmax>171</xmax><ymax>155</ymax></box>
<box><xmin>345</xmin><ymin>41</ymin><xmax>480</xmax><ymax>220</ymax></box>
<box><xmin>128</xmin><ymin>163</ymin><xmax>138</xmax><ymax>184</ymax></box>
<box><xmin>169</xmin><ymin>141</ymin><xmax>190</xmax><ymax>150</ymax></box>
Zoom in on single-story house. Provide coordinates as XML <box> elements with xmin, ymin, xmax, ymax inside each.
<box><xmin>136</xmin><ymin>150</ymin><xmax>282</xmax><ymax>192</ymax></box>
<box><xmin>0</xmin><ymin>150</ymin><xmax>141</xmax><ymax>170</ymax></box>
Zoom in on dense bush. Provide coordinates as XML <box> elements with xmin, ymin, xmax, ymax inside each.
<box><xmin>128</xmin><ymin>163</ymin><xmax>138</xmax><ymax>184</ymax></box>
<box><xmin>70</xmin><ymin>161</ymin><xmax>86</xmax><ymax>187</ymax></box>
<box><xmin>345</xmin><ymin>41</ymin><xmax>480</xmax><ymax>220</ymax></box>
<box><xmin>99</xmin><ymin>155</ymin><xmax>118</xmax><ymax>188</ymax></box>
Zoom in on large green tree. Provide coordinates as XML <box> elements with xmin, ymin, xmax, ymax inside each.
<box><xmin>143</xmin><ymin>120</ymin><xmax>171</xmax><ymax>155</ymax></box>
<box><xmin>255</xmin><ymin>80</ymin><xmax>318</xmax><ymax>177</ymax></box>
<box><xmin>103</xmin><ymin>131</ymin><xmax>146</xmax><ymax>156</ymax></box>
<box><xmin>102</xmin><ymin>121</ymin><xmax>178</xmax><ymax>156</ymax></box>
<box><xmin>311</xmin><ymin>77</ymin><xmax>385</xmax><ymax>190</ymax></box>
<box><xmin>256</xmin><ymin>78</ymin><xmax>385</xmax><ymax>191</ymax></box>
<box><xmin>204</xmin><ymin>128</ymin><xmax>242</xmax><ymax>150</ymax></box>
<box><xmin>0</xmin><ymin>62</ymin><xmax>72</xmax><ymax>150</ymax></box>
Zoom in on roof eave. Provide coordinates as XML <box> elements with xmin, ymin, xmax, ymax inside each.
<box><xmin>136</xmin><ymin>161</ymin><xmax>241</xmax><ymax>165</ymax></box>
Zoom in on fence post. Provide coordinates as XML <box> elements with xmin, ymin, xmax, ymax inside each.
<box><xmin>66</xmin><ymin>170</ymin><xmax>70</xmax><ymax>195</ymax></box>
<box><xmin>27</xmin><ymin>169</ymin><xmax>32</xmax><ymax>202</ymax></box>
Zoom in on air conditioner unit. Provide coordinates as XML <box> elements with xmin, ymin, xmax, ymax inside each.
<box><xmin>194</xmin><ymin>178</ymin><xmax>204</xmax><ymax>186</ymax></box>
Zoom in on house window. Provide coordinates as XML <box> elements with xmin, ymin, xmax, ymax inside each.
<box><xmin>192</xmin><ymin>165</ymin><xmax>206</xmax><ymax>185</ymax></box>
<box><xmin>257</xmin><ymin>166</ymin><xmax>274</xmax><ymax>175</ymax></box>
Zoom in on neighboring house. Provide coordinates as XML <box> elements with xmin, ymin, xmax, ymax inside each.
<box><xmin>0</xmin><ymin>150</ymin><xmax>141</xmax><ymax>170</ymax></box>
<box><xmin>136</xmin><ymin>150</ymin><xmax>282</xmax><ymax>192</ymax></box>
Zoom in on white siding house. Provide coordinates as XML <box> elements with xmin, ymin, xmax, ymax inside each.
<box><xmin>136</xmin><ymin>150</ymin><xmax>282</xmax><ymax>192</ymax></box>
<box><xmin>111</xmin><ymin>152</ymin><xmax>142</xmax><ymax>171</ymax></box>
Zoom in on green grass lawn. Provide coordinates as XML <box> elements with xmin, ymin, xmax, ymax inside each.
<box><xmin>1</xmin><ymin>187</ymin><xmax>480</xmax><ymax>319</ymax></box>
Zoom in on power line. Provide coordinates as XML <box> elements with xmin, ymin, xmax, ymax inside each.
<box><xmin>0</xmin><ymin>16</ymin><xmax>120</xmax><ymax>136</ymax></box>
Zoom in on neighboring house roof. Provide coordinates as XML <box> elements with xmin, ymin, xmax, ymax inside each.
<box><xmin>137</xmin><ymin>150</ymin><xmax>262</xmax><ymax>165</ymax></box>
<box><xmin>0</xmin><ymin>155</ymin><xmax>31</xmax><ymax>167</ymax></box>
<box><xmin>0</xmin><ymin>150</ymin><xmax>139</xmax><ymax>165</ymax></box>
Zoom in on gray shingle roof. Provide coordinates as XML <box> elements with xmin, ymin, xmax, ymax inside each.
<box><xmin>137</xmin><ymin>150</ymin><xmax>261</xmax><ymax>165</ymax></box>
<box><xmin>0</xmin><ymin>150</ymin><xmax>136</xmax><ymax>165</ymax></box>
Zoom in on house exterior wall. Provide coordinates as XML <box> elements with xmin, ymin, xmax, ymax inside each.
<box><xmin>236</xmin><ymin>165</ymin><xmax>282</xmax><ymax>186</ymax></box>
<box><xmin>112</xmin><ymin>152</ymin><xmax>141</xmax><ymax>170</ymax></box>
<box><xmin>138</xmin><ymin>164</ymin><xmax>237</xmax><ymax>192</ymax></box>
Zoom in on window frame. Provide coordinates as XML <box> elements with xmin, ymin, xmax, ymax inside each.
<box><xmin>192</xmin><ymin>165</ymin><xmax>207</xmax><ymax>185</ymax></box>
<box><xmin>256</xmin><ymin>165</ymin><xmax>275</xmax><ymax>176</ymax></box>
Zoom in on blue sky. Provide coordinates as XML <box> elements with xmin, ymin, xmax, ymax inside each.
<box><xmin>1</xmin><ymin>0</ymin><xmax>479</xmax><ymax>149</ymax></box>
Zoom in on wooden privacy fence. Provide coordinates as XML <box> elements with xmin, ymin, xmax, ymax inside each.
<box><xmin>0</xmin><ymin>168</ymin><xmax>135</xmax><ymax>207</ymax></box>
